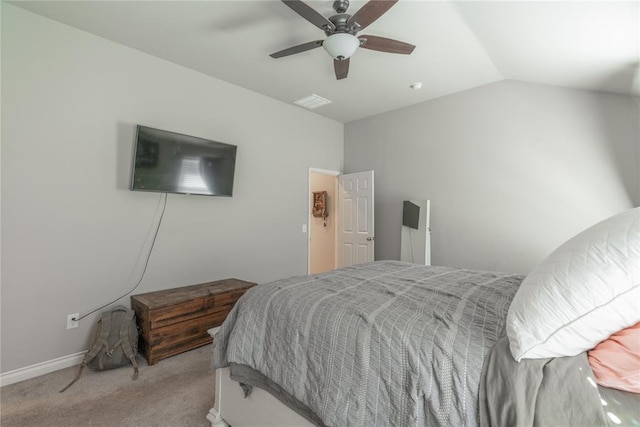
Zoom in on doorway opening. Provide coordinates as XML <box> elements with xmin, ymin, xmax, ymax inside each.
<box><xmin>307</xmin><ymin>168</ymin><xmax>376</xmax><ymax>274</ymax></box>
<box><xmin>308</xmin><ymin>168</ymin><xmax>339</xmax><ymax>275</ymax></box>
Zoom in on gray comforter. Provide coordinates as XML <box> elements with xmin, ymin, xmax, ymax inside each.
<box><xmin>212</xmin><ymin>261</ymin><xmax>523</xmax><ymax>427</ymax></box>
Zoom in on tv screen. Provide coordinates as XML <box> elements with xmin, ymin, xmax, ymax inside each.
<box><xmin>402</xmin><ymin>201</ymin><xmax>420</xmax><ymax>230</ymax></box>
<box><xmin>131</xmin><ymin>125</ymin><xmax>237</xmax><ymax>196</ymax></box>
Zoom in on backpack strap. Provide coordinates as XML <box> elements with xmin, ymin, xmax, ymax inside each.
<box><xmin>94</xmin><ymin>310</ymin><xmax>113</xmax><ymax>370</ymax></box>
<box><xmin>82</xmin><ymin>310</ymin><xmax>112</xmax><ymax>364</ymax></box>
<box><xmin>60</xmin><ymin>310</ymin><xmax>112</xmax><ymax>392</ymax></box>
<box><xmin>59</xmin><ymin>364</ymin><xmax>85</xmax><ymax>393</ymax></box>
<box><xmin>118</xmin><ymin>309</ymin><xmax>139</xmax><ymax>380</ymax></box>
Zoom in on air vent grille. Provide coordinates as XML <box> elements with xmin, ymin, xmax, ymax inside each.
<box><xmin>294</xmin><ymin>94</ymin><xmax>332</xmax><ymax>109</ymax></box>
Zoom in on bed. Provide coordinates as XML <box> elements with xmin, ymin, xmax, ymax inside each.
<box><xmin>210</xmin><ymin>208</ymin><xmax>640</xmax><ymax>426</ymax></box>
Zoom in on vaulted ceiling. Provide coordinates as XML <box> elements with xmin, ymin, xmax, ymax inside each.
<box><xmin>9</xmin><ymin>0</ymin><xmax>640</xmax><ymax>123</ymax></box>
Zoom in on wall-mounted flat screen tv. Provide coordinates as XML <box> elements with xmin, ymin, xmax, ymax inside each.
<box><xmin>402</xmin><ymin>201</ymin><xmax>420</xmax><ymax>230</ymax></box>
<box><xmin>131</xmin><ymin>125</ymin><xmax>237</xmax><ymax>196</ymax></box>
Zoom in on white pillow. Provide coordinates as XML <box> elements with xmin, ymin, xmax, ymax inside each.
<box><xmin>507</xmin><ymin>207</ymin><xmax>640</xmax><ymax>362</ymax></box>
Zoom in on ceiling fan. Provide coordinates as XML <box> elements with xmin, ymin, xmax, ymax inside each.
<box><xmin>270</xmin><ymin>0</ymin><xmax>415</xmax><ymax>80</ymax></box>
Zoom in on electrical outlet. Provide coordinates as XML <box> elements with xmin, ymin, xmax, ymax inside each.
<box><xmin>67</xmin><ymin>313</ymin><xmax>79</xmax><ymax>329</ymax></box>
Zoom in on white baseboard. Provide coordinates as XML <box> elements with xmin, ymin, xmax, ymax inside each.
<box><xmin>2</xmin><ymin>327</ymin><xmax>222</xmax><ymax>388</ymax></box>
<box><xmin>0</xmin><ymin>351</ymin><xmax>86</xmax><ymax>387</ymax></box>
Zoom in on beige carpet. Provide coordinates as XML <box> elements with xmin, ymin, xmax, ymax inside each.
<box><xmin>0</xmin><ymin>344</ymin><xmax>215</xmax><ymax>427</ymax></box>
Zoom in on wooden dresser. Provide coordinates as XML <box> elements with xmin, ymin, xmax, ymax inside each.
<box><xmin>131</xmin><ymin>278</ymin><xmax>256</xmax><ymax>365</ymax></box>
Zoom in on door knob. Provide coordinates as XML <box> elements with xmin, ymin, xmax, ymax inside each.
<box><xmin>366</xmin><ymin>237</ymin><xmax>375</xmax><ymax>241</ymax></box>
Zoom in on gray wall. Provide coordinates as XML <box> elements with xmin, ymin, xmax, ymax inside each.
<box><xmin>1</xmin><ymin>5</ymin><xmax>343</xmax><ymax>373</ymax></box>
<box><xmin>345</xmin><ymin>80</ymin><xmax>639</xmax><ymax>273</ymax></box>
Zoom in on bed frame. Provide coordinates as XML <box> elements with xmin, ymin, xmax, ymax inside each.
<box><xmin>207</xmin><ymin>367</ymin><xmax>314</xmax><ymax>427</ymax></box>
<box><xmin>206</xmin><ymin>327</ymin><xmax>315</xmax><ymax>427</ymax></box>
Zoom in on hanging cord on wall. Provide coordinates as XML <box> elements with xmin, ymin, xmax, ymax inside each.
<box><xmin>74</xmin><ymin>193</ymin><xmax>168</xmax><ymax>322</ymax></box>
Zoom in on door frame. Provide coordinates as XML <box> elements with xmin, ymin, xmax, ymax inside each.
<box><xmin>308</xmin><ymin>168</ymin><xmax>340</xmax><ymax>275</ymax></box>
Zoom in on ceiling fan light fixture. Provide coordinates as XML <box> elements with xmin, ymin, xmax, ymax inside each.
<box><xmin>323</xmin><ymin>33</ymin><xmax>359</xmax><ymax>60</ymax></box>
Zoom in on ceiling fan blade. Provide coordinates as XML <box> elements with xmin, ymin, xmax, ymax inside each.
<box><xmin>334</xmin><ymin>58</ymin><xmax>349</xmax><ymax>80</ymax></box>
<box><xmin>347</xmin><ymin>0</ymin><xmax>398</xmax><ymax>31</ymax></box>
<box><xmin>358</xmin><ymin>35</ymin><xmax>415</xmax><ymax>54</ymax></box>
<box><xmin>282</xmin><ymin>0</ymin><xmax>336</xmax><ymax>32</ymax></box>
<box><xmin>270</xmin><ymin>40</ymin><xmax>323</xmax><ymax>58</ymax></box>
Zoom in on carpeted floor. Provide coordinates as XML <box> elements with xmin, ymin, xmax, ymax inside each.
<box><xmin>0</xmin><ymin>344</ymin><xmax>215</xmax><ymax>427</ymax></box>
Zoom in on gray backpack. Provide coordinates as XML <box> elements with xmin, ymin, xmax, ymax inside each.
<box><xmin>60</xmin><ymin>306</ymin><xmax>139</xmax><ymax>392</ymax></box>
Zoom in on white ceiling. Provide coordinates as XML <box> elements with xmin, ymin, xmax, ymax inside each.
<box><xmin>9</xmin><ymin>0</ymin><xmax>640</xmax><ymax>123</ymax></box>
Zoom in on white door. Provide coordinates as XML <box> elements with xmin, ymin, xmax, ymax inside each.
<box><xmin>338</xmin><ymin>170</ymin><xmax>374</xmax><ymax>268</ymax></box>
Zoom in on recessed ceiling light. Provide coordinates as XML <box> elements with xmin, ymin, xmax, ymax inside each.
<box><xmin>294</xmin><ymin>94</ymin><xmax>332</xmax><ymax>109</ymax></box>
<box><xmin>410</xmin><ymin>82</ymin><xmax>423</xmax><ymax>90</ymax></box>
